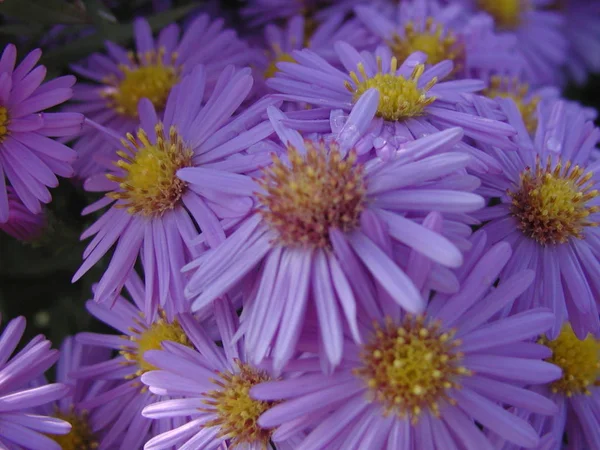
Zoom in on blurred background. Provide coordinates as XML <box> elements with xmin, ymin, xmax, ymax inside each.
<box><xmin>0</xmin><ymin>0</ymin><xmax>599</xmax><ymax>346</ymax></box>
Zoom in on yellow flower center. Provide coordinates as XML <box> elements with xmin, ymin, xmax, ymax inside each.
<box><xmin>257</xmin><ymin>140</ymin><xmax>366</xmax><ymax>249</ymax></box>
<box><xmin>346</xmin><ymin>57</ymin><xmax>437</xmax><ymax>122</ymax></box>
<box><xmin>107</xmin><ymin>123</ymin><xmax>193</xmax><ymax>217</ymax></box>
<box><xmin>510</xmin><ymin>156</ymin><xmax>599</xmax><ymax>246</ymax></box>
<box><xmin>539</xmin><ymin>324</ymin><xmax>600</xmax><ymax>396</ymax></box>
<box><xmin>264</xmin><ymin>49</ymin><xmax>297</xmax><ymax>79</ymax></box>
<box><xmin>484</xmin><ymin>76</ymin><xmax>539</xmax><ymax>134</ymax></box>
<box><xmin>476</xmin><ymin>0</ymin><xmax>527</xmax><ymax>29</ymax></box>
<box><xmin>48</xmin><ymin>409</ymin><xmax>97</xmax><ymax>450</ymax></box>
<box><xmin>0</xmin><ymin>106</ymin><xmax>9</xmax><ymax>142</ymax></box>
<box><xmin>121</xmin><ymin>312</ymin><xmax>191</xmax><ymax>375</ymax></box>
<box><xmin>102</xmin><ymin>49</ymin><xmax>180</xmax><ymax>118</ymax></box>
<box><xmin>354</xmin><ymin>316</ymin><xmax>469</xmax><ymax>421</ymax></box>
<box><xmin>202</xmin><ymin>361</ymin><xmax>276</xmax><ymax>449</ymax></box>
<box><xmin>389</xmin><ymin>18</ymin><xmax>464</xmax><ymax>70</ymax></box>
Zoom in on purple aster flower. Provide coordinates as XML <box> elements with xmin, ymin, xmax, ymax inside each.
<box><xmin>72</xmin><ymin>65</ymin><xmax>275</xmax><ymax>308</ymax></box>
<box><xmin>0</xmin><ymin>44</ymin><xmax>81</xmax><ymax>223</ymax></box>
<box><xmin>0</xmin><ymin>186</ymin><xmax>46</xmax><ymax>241</ymax></box>
<box><xmin>249</xmin><ymin>231</ymin><xmax>561</xmax><ymax>449</ymax></box>
<box><xmin>68</xmin><ymin>15</ymin><xmax>258</xmax><ymax>179</ymax></box>
<box><xmin>355</xmin><ymin>0</ymin><xmax>521</xmax><ymax>81</ymax></box>
<box><xmin>184</xmin><ymin>95</ymin><xmax>484</xmax><ymax>371</ymax></box>
<box><xmin>555</xmin><ymin>0</ymin><xmax>600</xmax><ymax>85</ymax></box>
<box><xmin>454</xmin><ymin>0</ymin><xmax>567</xmax><ymax>85</ymax></box>
<box><xmin>493</xmin><ymin>322</ymin><xmax>600</xmax><ymax>450</ymax></box>
<box><xmin>259</xmin><ymin>14</ymin><xmax>373</xmax><ymax>84</ymax></box>
<box><xmin>72</xmin><ymin>272</ymin><xmax>213</xmax><ymax>450</ymax></box>
<box><xmin>267</xmin><ymin>42</ymin><xmax>517</xmax><ymax>172</ymax></box>
<box><xmin>33</xmin><ymin>337</ymin><xmax>112</xmax><ymax>449</ymax></box>
<box><xmin>474</xmin><ymin>98</ymin><xmax>600</xmax><ymax>338</ymax></box>
<box><xmin>0</xmin><ymin>316</ymin><xmax>71</xmax><ymax>450</ymax></box>
<box><xmin>140</xmin><ymin>297</ymin><xmax>303</xmax><ymax>450</ymax></box>
<box><xmin>464</xmin><ymin>76</ymin><xmax>597</xmax><ymax>138</ymax></box>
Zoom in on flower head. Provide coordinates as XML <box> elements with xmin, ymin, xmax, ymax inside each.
<box><xmin>475</xmin><ymin>98</ymin><xmax>600</xmax><ymax>337</ymax></box>
<box><xmin>455</xmin><ymin>0</ymin><xmax>567</xmax><ymax>85</ymax></box>
<box><xmin>73</xmin><ymin>66</ymin><xmax>274</xmax><ymax>311</ymax></box>
<box><xmin>355</xmin><ymin>0</ymin><xmax>520</xmax><ymax>80</ymax></box>
<box><xmin>140</xmin><ymin>298</ymin><xmax>296</xmax><ymax>449</ymax></box>
<box><xmin>540</xmin><ymin>324</ymin><xmax>599</xmax><ymax>397</ymax></box>
<box><xmin>464</xmin><ymin>75</ymin><xmax>596</xmax><ymax>137</ymax></box>
<box><xmin>494</xmin><ymin>321</ymin><xmax>600</xmax><ymax>450</ymax></box>
<box><xmin>68</xmin><ymin>15</ymin><xmax>257</xmax><ymax>179</ymax></box>
<box><xmin>249</xmin><ymin>232</ymin><xmax>561</xmax><ymax>449</ymax></box>
<box><xmin>72</xmin><ymin>273</ymin><xmax>210</xmax><ymax>449</ymax></box>
<box><xmin>259</xmin><ymin>13</ymin><xmax>372</xmax><ymax>86</ymax></box>
<box><xmin>184</xmin><ymin>97</ymin><xmax>484</xmax><ymax>372</ymax></box>
<box><xmin>0</xmin><ymin>316</ymin><xmax>71</xmax><ymax>450</ymax></box>
<box><xmin>268</xmin><ymin>42</ymin><xmax>517</xmax><ymax>171</ymax></box>
<box><xmin>0</xmin><ymin>44</ymin><xmax>81</xmax><ymax>223</ymax></box>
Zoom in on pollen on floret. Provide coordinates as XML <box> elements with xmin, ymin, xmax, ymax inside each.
<box><xmin>346</xmin><ymin>56</ymin><xmax>437</xmax><ymax>121</ymax></box>
<box><xmin>484</xmin><ymin>76</ymin><xmax>539</xmax><ymax>134</ymax></box>
<box><xmin>0</xmin><ymin>106</ymin><xmax>9</xmax><ymax>141</ymax></box>
<box><xmin>48</xmin><ymin>408</ymin><xmax>98</xmax><ymax>450</ymax></box>
<box><xmin>101</xmin><ymin>48</ymin><xmax>180</xmax><ymax>118</ymax></box>
<box><xmin>120</xmin><ymin>310</ymin><xmax>191</xmax><ymax>375</ymax></box>
<box><xmin>354</xmin><ymin>316</ymin><xmax>470</xmax><ymax>422</ymax></box>
<box><xmin>539</xmin><ymin>324</ymin><xmax>600</xmax><ymax>397</ymax></box>
<box><xmin>201</xmin><ymin>361</ymin><xmax>276</xmax><ymax>449</ymax></box>
<box><xmin>510</xmin><ymin>156</ymin><xmax>599</xmax><ymax>246</ymax></box>
<box><xmin>257</xmin><ymin>139</ymin><xmax>367</xmax><ymax>249</ymax></box>
<box><xmin>106</xmin><ymin>123</ymin><xmax>193</xmax><ymax>217</ymax></box>
<box><xmin>476</xmin><ymin>0</ymin><xmax>527</xmax><ymax>29</ymax></box>
<box><xmin>389</xmin><ymin>18</ymin><xmax>464</xmax><ymax>70</ymax></box>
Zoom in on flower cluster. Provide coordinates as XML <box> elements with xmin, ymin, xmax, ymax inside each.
<box><xmin>2</xmin><ymin>0</ymin><xmax>600</xmax><ymax>449</ymax></box>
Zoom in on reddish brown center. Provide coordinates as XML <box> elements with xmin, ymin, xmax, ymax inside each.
<box><xmin>257</xmin><ymin>140</ymin><xmax>367</xmax><ymax>249</ymax></box>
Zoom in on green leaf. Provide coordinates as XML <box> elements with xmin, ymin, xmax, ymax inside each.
<box><xmin>39</xmin><ymin>3</ymin><xmax>199</xmax><ymax>68</ymax></box>
<box><xmin>0</xmin><ymin>24</ymin><xmax>44</xmax><ymax>37</ymax></box>
<box><xmin>0</xmin><ymin>0</ymin><xmax>89</xmax><ymax>25</ymax></box>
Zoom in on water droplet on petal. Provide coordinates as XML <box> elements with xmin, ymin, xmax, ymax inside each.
<box><xmin>330</xmin><ymin>110</ymin><xmax>347</xmax><ymax>132</ymax></box>
<box><xmin>546</xmin><ymin>136</ymin><xmax>562</xmax><ymax>153</ymax></box>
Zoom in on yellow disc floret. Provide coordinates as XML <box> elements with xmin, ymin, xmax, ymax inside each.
<box><xmin>257</xmin><ymin>140</ymin><xmax>366</xmax><ymax>249</ymax></box>
<box><xmin>264</xmin><ymin>48</ymin><xmax>297</xmax><ymax>79</ymax></box>
<box><xmin>484</xmin><ymin>76</ymin><xmax>540</xmax><ymax>134</ymax></box>
<box><xmin>107</xmin><ymin>123</ymin><xmax>193</xmax><ymax>217</ymax></box>
<box><xmin>510</xmin><ymin>156</ymin><xmax>599</xmax><ymax>245</ymax></box>
<box><xmin>102</xmin><ymin>49</ymin><xmax>180</xmax><ymax>118</ymax></box>
<box><xmin>477</xmin><ymin>0</ymin><xmax>527</xmax><ymax>29</ymax></box>
<box><xmin>346</xmin><ymin>57</ymin><xmax>437</xmax><ymax>121</ymax></box>
<box><xmin>354</xmin><ymin>316</ymin><xmax>470</xmax><ymax>422</ymax></box>
<box><xmin>49</xmin><ymin>408</ymin><xmax>97</xmax><ymax>450</ymax></box>
<box><xmin>121</xmin><ymin>310</ymin><xmax>191</xmax><ymax>375</ymax></box>
<box><xmin>202</xmin><ymin>361</ymin><xmax>276</xmax><ymax>449</ymax></box>
<box><xmin>0</xmin><ymin>106</ymin><xmax>9</xmax><ymax>142</ymax></box>
<box><xmin>389</xmin><ymin>18</ymin><xmax>464</xmax><ymax>70</ymax></box>
<box><xmin>540</xmin><ymin>324</ymin><xmax>600</xmax><ymax>396</ymax></box>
